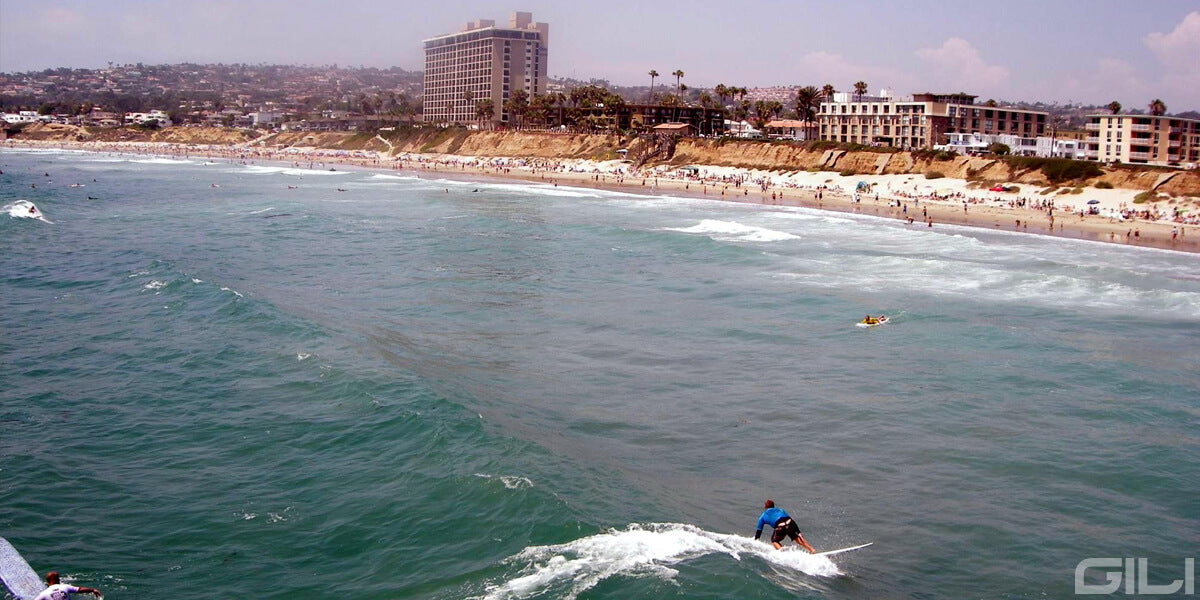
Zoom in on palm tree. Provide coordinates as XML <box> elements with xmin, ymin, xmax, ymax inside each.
<box><xmin>734</xmin><ymin>100</ymin><xmax>751</xmax><ymax>122</ymax></box>
<box><xmin>461</xmin><ymin>89</ymin><xmax>473</xmax><ymax>124</ymax></box>
<box><xmin>396</xmin><ymin>94</ymin><xmax>413</xmax><ymax>124</ymax></box>
<box><xmin>794</xmin><ymin>85</ymin><xmax>821</xmax><ymax>140</ymax></box>
<box><xmin>714</xmin><ymin>84</ymin><xmax>729</xmax><ymax>107</ymax></box>
<box><xmin>648</xmin><ymin>70</ymin><xmax>659</xmax><ymax>102</ymax></box>
<box><xmin>1148</xmin><ymin>98</ymin><xmax>1167</xmax><ymax>116</ymax></box>
<box><xmin>821</xmin><ymin>84</ymin><xmax>836</xmax><ymax>100</ymax></box>
<box><xmin>853</xmin><ymin>81</ymin><xmax>867</xmax><ymax>101</ymax></box>
<box><xmin>698</xmin><ymin>92</ymin><xmax>714</xmax><ymax>109</ymax></box>
<box><xmin>672</xmin><ymin>70</ymin><xmax>685</xmax><ymax>95</ymax></box>
<box><xmin>504</xmin><ymin>89</ymin><xmax>529</xmax><ymax>128</ymax></box>
<box><xmin>475</xmin><ymin>98</ymin><xmax>495</xmax><ymax>130</ymax></box>
<box><xmin>1106</xmin><ymin>101</ymin><xmax>1122</xmax><ymax>115</ymax></box>
<box><xmin>751</xmin><ymin>100</ymin><xmax>783</xmax><ymax>130</ymax></box>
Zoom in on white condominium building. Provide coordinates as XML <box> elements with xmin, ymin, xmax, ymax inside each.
<box><xmin>1085</xmin><ymin>114</ymin><xmax>1200</xmax><ymax>167</ymax></box>
<box><xmin>818</xmin><ymin>92</ymin><xmax>1048</xmax><ymax>149</ymax></box>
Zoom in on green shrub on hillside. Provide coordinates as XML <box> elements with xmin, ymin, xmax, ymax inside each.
<box><xmin>925</xmin><ymin>170</ymin><xmax>944</xmax><ymax>179</ymax></box>
<box><xmin>1095</xmin><ymin>181</ymin><xmax>1113</xmax><ymax>189</ymax></box>
<box><xmin>1133</xmin><ymin>191</ymin><xmax>1155</xmax><ymax>204</ymax></box>
<box><xmin>839</xmin><ymin>169</ymin><xmax>856</xmax><ymax>177</ymax></box>
<box><xmin>805</xmin><ymin>140</ymin><xmax>840</xmax><ymax>152</ymax></box>
<box><xmin>912</xmin><ymin>148</ymin><xmax>958</xmax><ymax>162</ymax></box>
<box><xmin>1005</xmin><ymin>156</ymin><xmax>1102</xmax><ymax>183</ymax></box>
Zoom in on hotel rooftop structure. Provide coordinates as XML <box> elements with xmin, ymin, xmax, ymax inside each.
<box><xmin>818</xmin><ymin>91</ymin><xmax>1048</xmax><ymax>149</ymax></box>
<box><xmin>1085</xmin><ymin>114</ymin><xmax>1200</xmax><ymax>167</ymax></box>
<box><xmin>422</xmin><ymin>12</ymin><xmax>548</xmax><ymax>125</ymax></box>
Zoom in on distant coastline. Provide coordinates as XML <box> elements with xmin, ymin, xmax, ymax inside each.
<box><xmin>5</xmin><ymin>124</ymin><xmax>1199</xmax><ymax>253</ymax></box>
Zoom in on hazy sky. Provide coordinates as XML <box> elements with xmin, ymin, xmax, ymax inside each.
<box><xmin>2</xmin><ymin>1</ymin><xmax>1198</xmax><ymax>111</ymax></box>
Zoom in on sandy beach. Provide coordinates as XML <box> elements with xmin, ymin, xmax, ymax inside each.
<box><xmin>6</xmin><ymin>137</ymin><xmax>1198</xmax><ymax>253</ymax></box>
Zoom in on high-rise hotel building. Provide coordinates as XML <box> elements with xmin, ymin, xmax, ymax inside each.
<box><xmin>422</xmin><ymin>12</ymin><xmax>548</xmax><ymax>125</ymax></box>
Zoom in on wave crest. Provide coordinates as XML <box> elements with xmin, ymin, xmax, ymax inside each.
<box><xmin>482</xmin><ymin>523</ymin><xmax>842</xmax><ymax>600</ymax></box>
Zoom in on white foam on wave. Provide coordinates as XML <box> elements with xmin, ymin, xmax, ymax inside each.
<box><xmin>369</xmin><ymin>174</ymin><xmax>420</xmax><ymax>181</ymax></box>
<box><xmin>240</xmin><ymin>165</ymin><xmax>349</xmax><ymax>176</ymax></box>
<box><xmin>481</xmin><ymin>523</ymin><xmax>840</xmax><ymax>600</ymax></box>
<box><xmin>4</xmin><ymin>200</ymin><xmax>53</xmax><ymax>223</ymax></box>
<box><xmin>474</xmin><ymin>473</ymin><xmax>534</xmax><ymax>489</ymax></box>
<box><xmin>487</xmin><ymin>183</ymin><xmax>601</xmax><ymax>198</ymax></box>
<box><xmin>132</xmin><ymin>158</ymin><xmax>193</xmax><ymax>165</ymax></box>
<box><xmin>664</xmin><ymin>219</ymin><xmax>799</xmax><ymax>242</ymax></box>
<box><xmin>296</xmin><ymin>353</ymin><xmax>312</xmax><ymax>361</ymax></box>
<box><xmin>220</xmin><ymin>286</ymin><xmax>243</xmax><ymax>298</ymax></box>
<box><xmin>774</xmin><ymin>239</ymin><xmax>1200</xmax><ymax>319</ymax></box>
<box><xmin>248</xmin><ymin>206</ymin><xmax>275</xmax><ymax>214</ymax></box>
<box><xmin>430</xmin><ymin>180</ymin><xmax>601</xmax><ymax>198</ymax></box>
<box><xmin>143</xmin><ymin>280</ymin><xmax>167</xmax><ymax>292</ymax></box>
<box><xmin>0</xmin><ymin>147</ymin><xmax>87</xmax><ymax>155</ymax></box>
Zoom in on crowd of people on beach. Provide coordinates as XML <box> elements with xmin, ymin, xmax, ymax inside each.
<box><xmin>7</xmin><ymin>137</ymin><xmax>1196</xmax><ymax>247</ymax></box>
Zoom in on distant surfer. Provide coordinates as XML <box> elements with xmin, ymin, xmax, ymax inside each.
<box><xmin>33</xmin><ymin>572</ymin><xmax>101</xmax><ymax>600</ymax></box>
<box><xmin>754</xmin><ymin>499</ymin><xmax>816</xmax><ymax>553</ymax></box>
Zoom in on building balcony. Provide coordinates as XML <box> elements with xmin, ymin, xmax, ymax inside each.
<box><xmin>1085</xmin><ymin>123</ymin><xmax>1100</xmax><ymax>131</ymax></box>
<box><xmin>1129</xmin><ymin>151</ymin><xmax>1151</xmax><ymax>160</ymax></box>
<box><xmin>1130</xmin><ymin>124</ymin><xmax>1152</xmax><ymax>132</ymax></box>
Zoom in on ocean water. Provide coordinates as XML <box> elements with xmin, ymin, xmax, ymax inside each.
<box><xmin>2</xmin><ymin>148</ymin><xmax>1198</xmax><ymax>599</ymax></box>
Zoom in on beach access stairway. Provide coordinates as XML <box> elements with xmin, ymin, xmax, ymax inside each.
<box><xmin>632</xmin><ymin>133</ymin><xmax>678</xmax><ymax>169</ymax></box>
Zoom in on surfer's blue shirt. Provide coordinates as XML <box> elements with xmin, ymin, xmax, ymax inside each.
<box><xmin>754</xmin><ymin>507</ymin><xmax>789</xmax><ymax>538</ymax></box>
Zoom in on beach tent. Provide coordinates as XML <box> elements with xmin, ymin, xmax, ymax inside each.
<box><xmin>1087</xmin><ymin>199</ymin><xmax>1100</xmax><ymax>204</ymax></box>
<box><xmin>856</xmin><ymin>181</ymin><xmax>869</xmax><ymax>191</ymax></box>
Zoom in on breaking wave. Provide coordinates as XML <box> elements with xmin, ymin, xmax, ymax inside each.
<box><xmin>480</xmin><ymin>523</ymin><xmax>847</xmax><ymax>600</ymax></box>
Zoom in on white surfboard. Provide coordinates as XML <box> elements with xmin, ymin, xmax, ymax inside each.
<box><xmin>0</xmin><ymin>537</ymin><xmax>44</xmax><ymax>600</ymax></box>
<box><xmin>814</xmin><ymin>542</ymin><xmax>873</xmax><ymax>557</ymax></box>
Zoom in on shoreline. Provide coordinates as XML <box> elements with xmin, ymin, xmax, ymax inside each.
<box><xmin>4</xmin><ymin>138</ymin><xmax>1198</xmax><ymax>254</ymax></box>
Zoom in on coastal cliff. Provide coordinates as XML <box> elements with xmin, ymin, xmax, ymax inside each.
<box><xmin>10</xmin><ymin>123</ymin><xmax>1200</xmax><ymax>197</ymax></box>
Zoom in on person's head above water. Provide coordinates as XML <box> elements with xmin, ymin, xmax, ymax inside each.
<box><xmin>45</xmin><ymin>572</ymin><xmax>60</xmax><ymax>585</ymax></box>
<box><xmin>764</xmin><ymin>499</ymin><xmax>774</xmax><ymax>509</ymax></box>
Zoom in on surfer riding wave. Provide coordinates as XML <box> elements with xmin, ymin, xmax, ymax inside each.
<box><xmin>476</xmin><ymin>522</ymin><xmax>869</xmax><ymax>600</ymax></box>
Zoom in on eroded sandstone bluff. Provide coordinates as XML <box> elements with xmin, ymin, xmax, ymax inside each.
<box><xmin>10</xmin><ymin>123</ymin><xmax>1199</xmax><ymax>196</ymax></box>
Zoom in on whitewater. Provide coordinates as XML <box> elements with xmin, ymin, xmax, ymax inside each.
<box><xmin>1</xmin><ymin>148</ymin><xmax>1197</xmax><ymax>599</ymax></box>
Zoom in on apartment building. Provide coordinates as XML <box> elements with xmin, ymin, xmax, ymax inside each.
<box><xmin>1085</xmin><ymin>114</ymin><xmax>1200</xmax><ymax>167</ymax></box>
<box><xmin>422</xmin><ymin>12</ymin><xmax>548</xmax><ymax>125</ymax></box>
<box><xmin>818</xmin><ymin>92</ymin><xmax>1047</xmax><ymax>149</ymax></box>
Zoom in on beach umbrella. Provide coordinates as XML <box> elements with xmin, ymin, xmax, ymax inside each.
<box><xmin>1087</xmin><ymin>199</ymin><xmax>1100</xmax><ymax>205</ymax></box>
